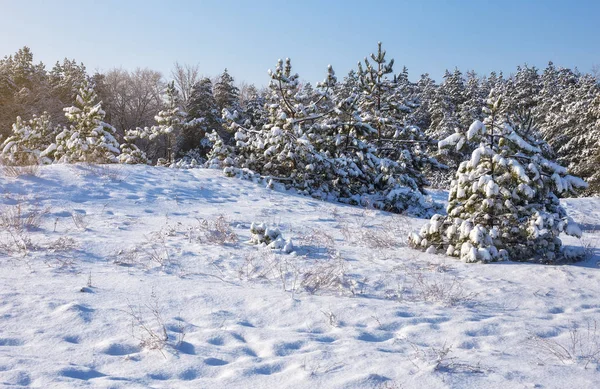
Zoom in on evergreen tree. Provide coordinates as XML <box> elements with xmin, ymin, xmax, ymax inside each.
<box><xmin>51</xmin><ymin>81</ymin><xmax>120</xmax><ymax>163</ymax></box>
<box><xmin>501</xmin><ymin>65</ymin><xmax>541</xmax><ymax>118</ymax></box>
<box><xmin>242</xmin><ymin>84</ymin><xmax>267</xmax><ymax>128</ymax></box>
<box><xmin>208</xmin><ymin>56</ymin><xmax>437</xmax><ymax>216</ymax></box>
<box><xmin>411</xmin><ymin>73</ymin><xmax>436</xmax><ymax>130</ymax></box>
<box><xmin>49</xmin><ymin>59</ymin><xmax>87</xmax><ymax>107</ymax></box>
<box><xmin>214</xmin><ymin>68</ymin><xmax>240</xmax><ymax>113</ymax></box>
<box><xmin>0</xmin><ymin>47</ymin><xmax>50</xmax><ymax>139</ymax></box>
<box><xmin>118</xmin><ymin>128</ymin><xmax>150</xmax><ymax>164</ymax></box>
<box><xmin>355</xmin><ymin>43</ymin><xmax>434</xmax><ymax>192</ymax></box>
<box><xmin>181</xmin><ymin>77</ymin><xmax>222</xmax><ymax>155</ymax></box>
<box><xmin>552</xmin><ymin>76</ymin><xmax>600</xmax><ymax>194</ymax></box>
<box><xmin>427</xmin><ymin>69</ymin><xmax>466</xmax><ymax>141</ymax></box>
<box><xmin>458</xmin><ymin>70</ymin><xmax>485</xmax><ymax>128</ymax></box>
<box><xmin>410</xmin><ymin>96</ymin><xmax>587</xmax><ymax>263</ymax></box>
<box><xmin>356</xmin><ymin>42</ymin><xmax>396</xmax><ymax>140</ymax></box>
<box><xmin>155</xmin><ymin>81</ymin><xmax>186</xmax><ymax>164</ymax></box>
<box><xmin>1</xmin><ymin>112</ymin><xmax>57</xmax><ymax>165</ymax></box>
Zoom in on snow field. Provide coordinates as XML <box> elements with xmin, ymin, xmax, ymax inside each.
<box><xmin>0</xmin><ymin>165</ymin><xmax>599</xmax><ymax>388</ymax></box>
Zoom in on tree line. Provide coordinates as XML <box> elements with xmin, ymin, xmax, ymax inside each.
<box><xmin>1</xmin><ymin>44</ymin><xmax>598</xmax><ymax>199</ymax></box>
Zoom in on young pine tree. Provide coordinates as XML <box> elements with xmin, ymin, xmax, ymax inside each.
<box><xmin>118</xmin><ymin>128</ymin><xmax>150</xmax><ymax>164</ymax></box>
<box><xmin>180</xmin><ymin>77</ymin><xmax>222</xmax><ymax>156</ymax></box>
<box><xmin>214</xmin><ymin>68</ymin><xmax>240</xmax><ymax>113</ymax></box>
<box><xmin>52</xmin><ymin>81</ymin><xmax>120</xmax><ymax>164</ymax></box>
<box><xmin>155</xmin><ymin>81</ymin><xmax>186</xmax><ymax>164</ymax></box>
<box><xmin>1</xmin><ymin>112</ymin><xmax>58</xmax><ymax>165</ymax></box>
<box><xmin>410</xmin><ymin>96</ymin><xmax>587</xmax><ymax>263</ymax></box>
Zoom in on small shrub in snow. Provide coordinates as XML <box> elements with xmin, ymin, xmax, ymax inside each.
<box><xmin>409</xmin><ymin>96</ymin><xmax>588</xmax><ymax>263</ymax></box>
<box><xmin>196</xmin><ymin>215</ymin><xmax>237</xmax><ymax>244</ymax></box>
<box><xmin>249</xmin><ymin>222</ymin><xmax>293</xmax><ymax>253</ymax></box>
<box><xmin>301</xmin><ymin>256</ymin><xmax>348</xmax><ymax>295</ymax></box>
<box><xmin>126</xmin><ymin>295</ymin><xmax>171</xmax><ymax>356</ymax></box>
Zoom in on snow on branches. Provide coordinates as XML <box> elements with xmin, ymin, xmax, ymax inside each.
<box><xmin>410</xmin><ymin>95</ymin><xmax>588</xmax><ymax>263</ymax></box>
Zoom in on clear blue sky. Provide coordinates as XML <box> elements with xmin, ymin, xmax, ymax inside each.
<box><xmin>1</xmin><ymin>0</ymin><xmax>599</xmax><ymax>86</ymax></box>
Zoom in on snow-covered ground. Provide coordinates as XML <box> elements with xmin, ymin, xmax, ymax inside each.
<box><xmin>1</xmin><ymin>165</ymin><xmax>599</xmax><ymax>388</ymax></box>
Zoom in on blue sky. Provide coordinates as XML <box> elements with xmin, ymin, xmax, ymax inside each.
<box><xmin>1</xmin><ymin>0</ymin><xmax>599</xmax><ymax>86</ymax></box>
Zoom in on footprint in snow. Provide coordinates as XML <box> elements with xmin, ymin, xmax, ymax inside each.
<box><xmin>357</xmin><ymin>332</ymin><xmax>394</xmax><ymax>343</ymax></box>
<box><xmin>247</xmin><ymin>363</ymin><xmax>283</xmax><ymax>376</ymax></box>
<box><xmin>60</xmin><ymin>367</ymin><xmax>106</xmax><ymax>380</ymax></box>
<box><xmin>178</xmin><ymin>368</ymin><xmax>200</xmax><ymax>381</ymax></box>
<box><xmin>100</xmin><ymin>343</ymin><xmax>140</xmax><ymax>356</ymax></box>
<box><xmin>204</xmin><ymin>358</ymin><xmax>228</xmax><ymax>366</ymax></box>
<box><xmin>273</xmin><ymin>340</ymin><xmax>304</xmax><ymax>356</ymax></box>
<box><xmin>0</xmin><ymin>338</ymin><xmax>24</xmax><ymax>346</ymax></box>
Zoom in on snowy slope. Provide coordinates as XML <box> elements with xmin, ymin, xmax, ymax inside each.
<box><xmin>0</xmin><ymin>164</ymin><xmax>599</xmax><ymax>389</ymax></box>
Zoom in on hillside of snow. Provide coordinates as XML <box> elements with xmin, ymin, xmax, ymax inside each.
<box><xmin>1</xmin><ymin>165</ymin><xmax>599</xmax><ymax>388</ymax></box>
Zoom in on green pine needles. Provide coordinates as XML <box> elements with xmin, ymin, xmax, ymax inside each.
<box><xmin>409</xmin><ymin>95</ymin><xmax>588</xmax><ymax>263</ymax></box>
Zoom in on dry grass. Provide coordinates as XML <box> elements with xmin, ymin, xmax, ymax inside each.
<box><xmin>2</xmin><ymin>164</ymin><xmax>40</xmax><ymax>178</ymax></box>
<box><xmin>407</xmin><ymin>341</ymin><xmax>486</xmax><ymax>374</ymax></box>
<box><xmin>407</xmin><ymin>269</ymin><xmax>477</xmax><ymax>306</ymax></box>
<box><xmin>337</xmin><ymin>213</ymin><xmax>409</xmax><ymax>249</ymax></box>
<box><xmin>0</xmin><ymin>155</ymin><xmax>41</xmax><ymax>178</ymax></box>
<box><xmin>196</xmin><ymin>215</ymin><xmax>238</xmax><ymax>245</ymax></box>
<box><xmin>78</xmin><ymin>163</ymin><xmax>125</xmax><ymax>181</ymax></box>
<box><xmin>528</xmin><ymin>320</ymin><xmax>600</xmax><ymax>368</ymax></box>
<box><xmin>71</xmin><ymin>212</ymin><xmax>89</xmax><ymax>231</ymax></box>
<box><xmin>0</xmin><ymin>201</ymin><xmax>49</xmax><ymax>232</ymax></box>
<box><xmin>295</xmin><ymin>227</ymin><xmax>337</xmax><ymax>256</ymax></box>
<box><xmin>0</xmin><ymin>200</ymin><xmax>50</xmax><ymax>257</ymax></box>
<box><xmin>301</xmin><ymin>255</ymin><xmax>348</xmax><ymax>294</ymax></box>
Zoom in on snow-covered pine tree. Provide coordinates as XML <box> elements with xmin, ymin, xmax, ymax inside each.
<box><xmin>0</xmin><ymin>47</ymin><xmax>50</xmax><ymax>139</ymax></box>
<box><xmin>118</xmin><ymin>128</ymin><xmax>150</xmax><ymax>164</ymax></box>
<box><xmin>500</xmin><ymin>65</ymin><xmax>541</xmax><ymax>120</ymax></box>
<box><xmin>355</xmin><ymin>43</ymin><xmax>435</xmax><ymax>195</ymax></box>
<box><xmin>427</xmin><ymin>69</ymin><xmax>466</xmax><ymax>142</ymax></box>
<box><xmin>51</xmin><ymin>81</ymin><xmax>120</xmax><ymax>164</ymax></box>
<box><xmin>553</xmin><ymin>76</ymin><xmax>600</xmax><ymax>194</ymax></box>
<box><xmin>180</xmin><ymin>77</ymin><xmax>221</xmax><ymax>157</ymax></box>
<box><xmin>410</xmin><ymin>95</ymin><xmax>588</xmax><ymax>263</ymax></box>
<box><xmin>155</xmin><ymin>81</ymin><xmax>186</xmax><ymax>164</ymax></box>
<box><xmin>411</xmin><ymin>73</ymin><xmax>436</xmax><ymax>131</ymax></box>
<box><xmin>242</xmin><ymin>84</ymin><xmax>267</xmax><ymax>129</ymax></box>
<box><xmin>1</xmin><ymin>112</ymin><xmax>57</xmax><ymax>165</ymax></box>
<box><xmin>218</xmin><ymin>58</ymin><xmax>332</xmax><ymax>192</ymax></box>
<box><xmin>428</xmin><ymin>70</ymin><xmax>486</xmax><ymax>187</ymax></box>
<box><xmin>214</xmin><ymin>68</ymin><xmax>240</xmax><ymax>113</ymax></box>
<box><xmin>48</xmin><ymin>59</ymin><xmax>87</xmax><ymax>107</ymax></box>
<box><xmin>459</xmin><ymin>71</ymin><xmax>485</xmax><ymax>129</ymax></box>
<box><xmin>356</xmin><ymin>42</ymin><xmax>396</xmax><ymax>140</ymax></box>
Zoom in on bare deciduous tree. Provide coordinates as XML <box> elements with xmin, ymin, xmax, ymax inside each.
<box><xmin>171</xmin><ymin>62</ymin><xmax>200</xmax><ymax>110</ymax></box>
<box><xmin>96</xmin><ymin>68</ymin><xmax>164</xmax><ymax>136</ymax></box>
